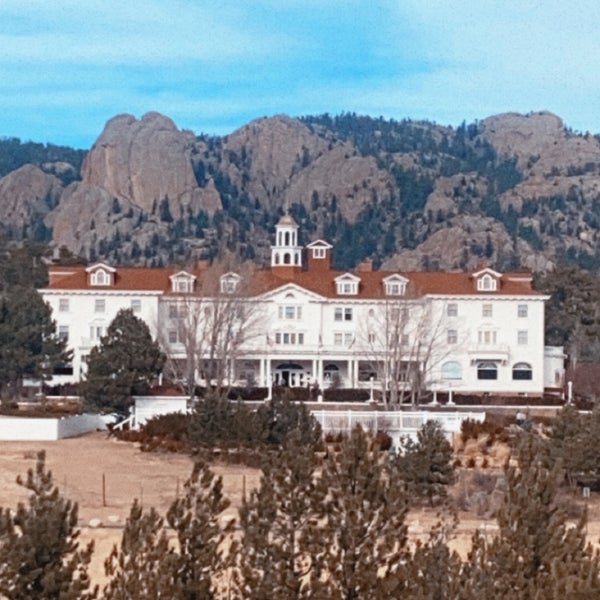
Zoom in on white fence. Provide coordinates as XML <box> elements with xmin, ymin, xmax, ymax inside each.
<box><xmin>0</xmin><ymin>414</ymin><xmax>106</xmax><ymax>441</ymax></box>
<box><xmin>312</xmin><ymin>410</ymin><xmax>485</xmax><ymax>446</ymax></box>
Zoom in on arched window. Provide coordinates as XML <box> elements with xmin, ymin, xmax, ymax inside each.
<box><xmin>283</xmin><ymin>253</ymin><xmax>291</xmax><ymax>265</ymax></box>
<box><xmin>512</xmin><ymin>362</ymin><xmax>532</xmax><ymax>380</ymax></box>
<box><xmin>441</xmin><ymin>361</ymin><xmax>462</xmax><ymax>380</ymax></box>
<box><xmin>477</xmin><ymin>361</ymin><xmax>497</xmax><ymax>380</ymax></box>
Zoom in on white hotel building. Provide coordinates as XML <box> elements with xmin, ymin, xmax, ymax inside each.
<box><xmin>40</xmin><ymin>215</ymin><xmax>564</xmax><ymax>398</ymax></box>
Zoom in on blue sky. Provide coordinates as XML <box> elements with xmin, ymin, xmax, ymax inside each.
<box><xmin>1</xmin><ymin>0</ymin><xmax>599</xmax><ymax>148</ymax></box>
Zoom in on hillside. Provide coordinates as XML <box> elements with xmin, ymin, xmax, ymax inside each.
<box><xmin>2</xmin><ymin>110</ymin><xmax>600</xmax><ymax>272</ymax></box>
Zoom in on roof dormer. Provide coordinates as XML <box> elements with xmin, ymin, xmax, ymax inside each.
<box><xmin>220</xmin><ymin>272</ymin><xmax>241</xmax><ymax>294</ymax></box>
<box><xmin>169</xmin><ymin>270</ymin><xmax>196</xmax><ymax>294</ymax></box>
<box><xmin>335</xmin><ymin>272</ymin><xmax>361</xmax><ymax>296</ymax></box>
<box><xmin>383</xmin><ymin>273</ymin><xmax>409</xmax><ymax>296</ymax></box>
<box><xmin>86</xmin><ymin>263</ymin><xmax>116</xmax><ymax>287</ymax></box>
<box><xmin>472</xmin><ymin>267</ymin><xmax>502</xmax><ymax>292</ymax></box>
<box><xmin>306</xmin><ymin>239</ymin><xmax>333</xmax><ymax>272</ymax></box>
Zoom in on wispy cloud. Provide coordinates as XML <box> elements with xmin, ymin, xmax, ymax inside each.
<box><xmin>0</xmin><ymin>0</ymin><xmax>599</xmax><ymax>146</ymax></box>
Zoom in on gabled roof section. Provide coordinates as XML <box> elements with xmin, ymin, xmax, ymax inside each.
<box><xmin>169</xmin><ymin>270</ymin><xmax>196</xmax><ymax>282</ymax></box>
<box><xmin>334</xmin><ymin>272</ymin><xmax>361</xmax><ymax>283</ymax></box>
<box><xmin>86</xmin><ymin>262</ymin><xmax>116</xmax><ymax>287</ymax></box>
<box><xmin>382</xmin><ymin>273</ymin><xmax>409</xmax><ymax>284</ymax></box>
<box><xmin>257</xmin><ymin>281</ymin><xmax>327</xmax><ymax>302</ymax></box>
<box><xmin>472</xmin><ymin>267</ymin><xmax>502</xmax><ymax>279</ymax></box>
<box><xmin>85</xmin><ymin>262</ymin><xmax>116</xmax><ymax>274</ymax></box>
<box><xmin>306</xmin><ymin>239</ymin><xmax>333</xmax><ymax>249</ymax></box>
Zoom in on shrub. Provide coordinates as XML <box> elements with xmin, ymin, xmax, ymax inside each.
<box><xmin>323</xmin><ymin>388</ymin><xmax>370</xmax><ymax>403</ymax></box>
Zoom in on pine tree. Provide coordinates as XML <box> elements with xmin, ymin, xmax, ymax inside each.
<box><xmin>104</xmin><ymin>461</ymin><xmax>233</xmax><ymax>600</ymax></box>
<box><xmin>0</xmin><ymin>451</ymin><xmax>96</xmax><ymax>599</ymax></box>
<box><xmin>0</xmin><ymin>286</ymin><xmax>69</xmax><ymax>397</ymax></box>
<box><xmin>166</xmin><ymin>460</ymin><xmax>234</xmax><ymax>599</ymax></box>
<box><xmin>238</xmin><ymin>431</ymin><xmax>325</xmax><ymax>599</ymax></box>
<box><xmin>103</xmin><ymin>501</ymin><xmax>176</xmax><ymax>598</ymax></box>
<box><xmin>82</xmin><ymin>308</ymin><xmax>165</xmax><ymax>412</ymax></box>
<box><xmin>394</xmin><ymin>419</ymin><xmax>455</xmax><ymax>505</ymax></box>
<box><xmin>318</xmin><ymin>425</ymin><xmax>411</xmax><ymax>599</ymax></box>
<box><xmin>462</xmin><ymin>435</ymin><xmax>600</xmax><ymax>599</ymax></box>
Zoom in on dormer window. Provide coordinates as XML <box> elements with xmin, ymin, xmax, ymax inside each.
<box><xmin>383</xmin><ymin>274</ymin><xmax>408</xmax><ymax>296</ymax></box>
<box><xmin>306</xmin><ymin>240</ymin><xmax>332</xmax><ymax>263</ymax></box>
<box><xmin>86</xmin><ymin>263</ymin><xmax>116</xmax><ymax>287</ymax></box>
<box><xmin>220</xmin><ymin>272</ymin><xmax>241</xmax><ymax>294</ymax></box>
<box><xmin>170</xmin><ymin>271</ymin><xmax>195</xmax><ymax>294</ymax></box>
<box><xmin>477</xmin><ymin>274</ymin><xmax>497</xmax><ymax>292</ymax></box>
<box><xmin>335</xmin><ymin>273</ymin><xmax>360</xmax><ymax>295</ymax></box>
<box><xmin>92</xmin><ymin>270</ymin><xmax>108</xmax><ymax>286</ymax></box>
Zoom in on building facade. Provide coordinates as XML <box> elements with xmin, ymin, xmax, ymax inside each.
<box><xmin>40</xmin><ymin>216</ymin><xmax>563</xmax><ymax>398</ymax></box>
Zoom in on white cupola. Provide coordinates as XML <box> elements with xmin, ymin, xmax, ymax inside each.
<box><xmin>271</xmin><ymin>213</ymin><xmax>302</xmax><ymax>268</ymax></box>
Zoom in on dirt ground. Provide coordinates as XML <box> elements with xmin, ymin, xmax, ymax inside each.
<box><xmin>0</xmin><ymin>431</ymin><xmax>599</xmax><ymax>591</ymax></box>
<box><xmin>0</xmin><ymin>431</ymin><xmax>262</xmax><ymax>590</ymax></box>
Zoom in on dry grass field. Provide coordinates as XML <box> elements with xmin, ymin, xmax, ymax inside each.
<box><xmin>0</xmin><ymin>431</ymin><xmax>598</xmax><ymax>591</ymax></box>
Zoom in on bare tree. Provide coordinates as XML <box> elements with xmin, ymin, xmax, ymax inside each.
<box><xmin>358</xmin><ymin>296</ymin><xmax>459</xmax><ymax>407</ymax></box>
<box><xmin>159</xmin><ymin>260</ymin><xmax>266</xmax><ymax>399</ymax></box>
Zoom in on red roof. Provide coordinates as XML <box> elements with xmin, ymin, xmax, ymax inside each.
<box><xmin>45</xmin><ymin>262</ymin><xmax>540</xmax><ymax>298</ymax></box>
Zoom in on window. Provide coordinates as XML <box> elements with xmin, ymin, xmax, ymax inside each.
<box><xmin>441</xmin><ymin>361</ymin><xmax>462</xmax><ymax>380</ymax></box>
<box><xmin>334</xmin><ymin>307</ymin><xmax>353</xmax><ymax>322</ymax></box>
<box><xmin>390</xmin><ymin>307</ymin><xmax>409</xmax><ymax>322</ymax></box>
<box><xmin>512</xmin><ymin>362</ymin><xmax>532</xmax><ymax>380</ymax></box>
<box><xmin>447</xmin><ymin>303</ymin><xmax>457</xmax><ymax>317</ymax></box>
<box><xmin>385</xmin><ymin>281</ymin><xmax>406</xmax><ymax>296</ymax></box>
<box><xmin>220</xmin><ymin>274</ymin><xmax>240</xmax><ymax>294</ymax></box>
<box><xmin>339</xmin><ymin>282</ymin><xmax>357</xmax><ymax>294</ymax></box>
<box><xmin>517</xmin><ymin>330</ymin><xmax>528</xmax><ymax>345</ymax></box>
<box><xmin>368</xmin><ymin>333</ymin><xmax>376</xmax><ymax>344</ymax></box>
<box><xmin>333</xmin><ymin>306</ymin><xmax>352</xmax><ymax>321</ymax></box>
<box><xmin>174</xmin><ymin>278</ymin><xmax>192</xmax><ymax>293</ymax></box>
<box><xmin>400</xmin><ymin>334</ymin><xmax>409</xmax><ymax>346</ymax></box>
<box><xmin>168</xmin><ymin>303</ymin><xmax>178</xmax><ymax>319</ymax></box>
<box><xmin>91</xmin><ymin>269</ymin><xmax>110</xmax><ymax>286</ymax></box>
<box><xmin>94</xmin><ymin>298</ymin><xmax>105</xmax><ymax>313</ymax></box>
<box><xmin>59</xmin><ymin>298</ymin><xmax>69</xmax><ymax>312</ymax></box>
<box><xmin>58</xmin><ymin>325</ymin><xmax>69</xmax><ymax>342</ymax></box>
<box><xmin>477</xmin><ymin>274</ymin><xmax>497</xmax><ymax>291</ymax></box>
<box><xmin>482</xmin><ymin>303</ymin><xmax>493</xmax><ymax>318</ymax></box>
<box><xmin>313</xmin><ymin>247</ymin><xmax>326</xmax><ymax>259</ymax></box>
<box><xmin>478</xmin><ymin>329</ymin><xmax>497</xmax><ymax>345</ymax></box>
<box><xmin>168</xmin><ymin>330</ymin><xmax>178</xmax><ymax>344</ymax></box>
<box><xmin>334</xmin><ymin>332</ymin><xmax>353</xmax><ymax>346</ymax></box>
<box><xmin>274</xmin><ymin>332</ymin><xmax>305</xmax><ymax>345</ymax></box>
<box><xmin>335</xmin><ymin>275</ymin><xmax>360</xmax><ymax>295</ymax></box>
<box><xmin>131</xmin><ymin>298</ymin><xmax>141</xmax><ymax>313</ymax></box>
<box><xmin>477</xmin><ymin>361</ymin><xmax>497</xmax><ymax>380</ymax></box>
<box><xmin>280</xmin><ymin>305</ymin><xmax>302</xmax><ymax>320</ymax></box>
<box><xmin>90</xmin><ymin>325</ymin><xmax>104</xmax><ymax>340</ymax></box>
<box><xmin>447</xmin><ymin>329</ymin><xmax>458</xmax><ymax>344</ymax></box>
<box><xmin>518</xmin><ymin>304</ymin><xmax>528</xmax><ymax>318</ymax></box>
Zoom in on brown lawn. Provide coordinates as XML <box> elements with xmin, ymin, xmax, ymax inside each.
<box><xmin>0</xmin><ymin>431</ymin><xmax>598</xmax><ymax>592</ymax></box>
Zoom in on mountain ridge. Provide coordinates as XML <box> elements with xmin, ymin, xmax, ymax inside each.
<box><xmin>2</xmin><ymin>109</ymin><xmax>600</xmax><ymax>273</ymax></box>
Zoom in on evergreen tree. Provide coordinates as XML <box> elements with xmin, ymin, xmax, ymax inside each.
<box><xmin>103</xmin><ymin>501</ymin><xmax>176</xmax><ymax>599</ymax></box>
<box><xmin>82</xmin><ymin>308</ymin><xmax>165</xmax><ymax>412</ymax></box>
<box><xmin>238</xmin><ymin>431</ymin><xmax>325</xmax><ymax>599</ymax></box>
<box><xmin>0</xmin><ymin>286</ymin><xmax>69</xmax><ymax>397</ymax></box>
<box><xmin>394</xmin><ymin>420</ymin><xmax>455</xmax><ymax>505</ymax></box>
<box><xmin>255</xmin><ymin>396</ymin><xmax>322</xmax><ymax>448</ymax></box>
<box><xmin>0</xmin><ymin>451</ymin><xmax>96</xmax><ymax>599</ymax></box>
<box><xmin>318</xmin><ymin>425</ymin><xmax>411</xmax><ymax>599</ymax></box>
<box><xmin>166</xmin><ymin>460</ymin><xmax>234</xmax><ymax>599</ymax></box>
<box><xmin>461</xmin><ymin>435</ymin><xmax>600</xmax><ymax>599</ymax></box>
